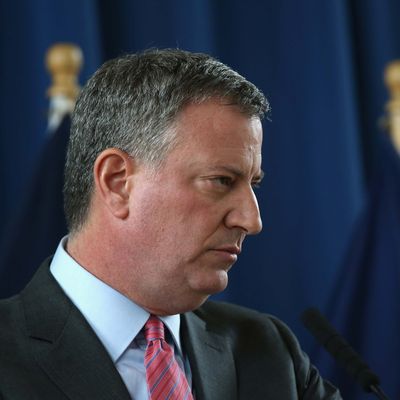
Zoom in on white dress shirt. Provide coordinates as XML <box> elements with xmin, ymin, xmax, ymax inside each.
<box><xmin>49</xmin><ymin>237</ymin><xmax>191</xmax><ymax>400</ymax></box>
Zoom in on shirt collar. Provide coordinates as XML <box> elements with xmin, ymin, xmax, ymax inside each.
<box><xmin>49</xmin><ymin>236</ymin><xmax>182</xmax><ymax>362</ymax></box>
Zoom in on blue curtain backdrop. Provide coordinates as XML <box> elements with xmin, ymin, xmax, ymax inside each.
<box><xmin>313</xmin><ymin>133</ymin><xmax>400</xmax><ymax>400</ymax></box>
<box><xmin>1</xmin><ymin>0</ymin><xmax>399</xmax><ymax>396</ymax></box>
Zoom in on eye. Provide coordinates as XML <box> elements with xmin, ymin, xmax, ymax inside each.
<box><xmin>213</xmin><ymin>176</ymin><xmax>234</xmax><ymax>187</ymax></box>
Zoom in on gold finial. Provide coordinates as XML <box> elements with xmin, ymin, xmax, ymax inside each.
<box><xmin>45</xmin><ymin>43</ymin><xmax>83</xmax><ymax>101</ymax></box>
<box><xmin>384</xmin><ymin>61</ymin><xmax>400</xmax><ymax>153</ymax></box>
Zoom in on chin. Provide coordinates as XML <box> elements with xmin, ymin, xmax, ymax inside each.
<box><xmin>187</xmin><ymin>295</ymin><xmax>211</xmax><ymax>312</ymax></box>
<box><xmin>161</xmin><ymin>295</ymin><xmax>210</xmax><ymax>315</ymax></box>
<box><xmin>191</xmin><ymin>271</ymin><xmax>229</xmax><ymax>297</ymax></box>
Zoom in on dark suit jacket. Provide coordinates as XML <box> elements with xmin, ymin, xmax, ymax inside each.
<box><xmin>0</xmin><ymin>259</ymin><xmax>341</xmax><ymax>399</ymax></box>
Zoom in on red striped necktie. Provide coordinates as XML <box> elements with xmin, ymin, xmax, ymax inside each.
<box><xmin>144</xmin><ymin>315</ymin><xmax>193</xmax><ymax>400</ymax></box>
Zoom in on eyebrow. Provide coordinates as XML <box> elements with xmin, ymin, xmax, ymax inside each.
<box><xmin>208</xmin><ymin>165</ymin><xmax>265</xmax><ymax>182</ymax></box>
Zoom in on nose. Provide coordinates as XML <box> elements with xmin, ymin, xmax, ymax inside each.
<box><xmin>224</xmin><ymin>186</ymin><xmax>262</xmax><ymax>235</ymax></box>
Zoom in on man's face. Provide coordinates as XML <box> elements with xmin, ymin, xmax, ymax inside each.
<box><xmin>120</xmin><ymin>99</ymin><xmax>263</xmax><ymax>314</ymax></box>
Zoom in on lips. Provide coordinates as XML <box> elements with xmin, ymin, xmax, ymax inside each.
<box><xmin>214</xmin><ymin>245</ymin><xmax>241</xmax><ymax>255</ymax></box>
<box><xmin>210</xmin><ymin>245</ymin><xmax>241</xmax><ymax>264</ymax></box>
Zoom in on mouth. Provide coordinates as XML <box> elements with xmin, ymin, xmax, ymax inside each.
<box><xmin>211</xmin><ymin>245</ymin><xmax>241</xmax><ymax>263</ymax></box>
<box><xmin>215</xmin><ymin>245</ymin><xmax>241</xmax><ymax>255</ymax></box>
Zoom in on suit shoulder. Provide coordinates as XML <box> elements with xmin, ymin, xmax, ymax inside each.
<box><xmin>0</xmin><ymin>294</ymin><xmax>25</xmax><ymax>343</ymax></box>
<box><xmin>191</xmin><ymin>301</ymin><xmax>342</xmax><ymax>398</ymax></box>
<box><xmin>194</xmin><ymin>300</ymin><xmax>297</xmax><ymax>343</ymax></box>
<box><xmin>197</xmin><ymin>299</ymin><xmax>260</xmax><ymax>317</ymax></box>
<box><xmin>195</xmin><ymin>300</ymin><xmax>282</xmax><ymax>325</ymax></box>
<box><xmin>0</xmin><ymin>294</ymin><xmax>22</xmax><ymax>321</ymax></box>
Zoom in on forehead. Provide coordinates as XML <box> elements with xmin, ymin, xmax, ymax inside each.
<box><xmin>173</xmin><ymin>100</ymin><xmax>263</xmax><ymax>151</ymax></box>
<box><xmin>155</xmin><ymin>100</ymin><xmax>263</xmax><ymax>179</ymax></box>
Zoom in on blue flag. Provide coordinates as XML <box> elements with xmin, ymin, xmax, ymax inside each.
<box><xmin>0</xmin><ymin>116</ymin><xmax>70</xmax><ymax>298</ymax></box>
<box><xmin>313</xmin><ymin>133</ymin><xmax>400</xmax><ymax>399</ymax></box>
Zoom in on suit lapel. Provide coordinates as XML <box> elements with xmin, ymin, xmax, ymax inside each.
<box><xmin>21</xmin><ymin>260</ymin><xmax>131</xmax><ymax>400</ymax></box>
<box><xmin>182</xmin><ymin>311</ymin><xmax>237</xmax><ymax>400</ymax></box>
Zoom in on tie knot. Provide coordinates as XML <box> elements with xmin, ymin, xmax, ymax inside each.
<box><xmin>144</xmin><ymin>315</ymin><xmax>165</xmax><ymax>342</ymax></box>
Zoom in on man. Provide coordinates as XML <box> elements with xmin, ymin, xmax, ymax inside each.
<box><xmin>0</xmin><ymin>49</ymin><xmax>341</xmax><ymax>399</ymax></box>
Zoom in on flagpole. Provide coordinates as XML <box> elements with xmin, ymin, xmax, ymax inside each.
<box><xmin>45</xmin><ymin>43</ymin><xmax>83</xmax><ymax>132</ymax></box>
<box><xmin>384</xmin><ymin>61</ymin><xmax>400</xmax><ymax>154</ymax></box>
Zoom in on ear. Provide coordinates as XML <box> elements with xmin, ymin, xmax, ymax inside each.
<box><xmin>93</xmin><ymin>148</ymin><xmax>135</xmax><ymax>219</ymax></box>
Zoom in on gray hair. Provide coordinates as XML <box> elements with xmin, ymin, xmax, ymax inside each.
<box><xmin>64</xmin><ymin>48</ymin><xmax>269</xmax><ymax>233</ymax></box>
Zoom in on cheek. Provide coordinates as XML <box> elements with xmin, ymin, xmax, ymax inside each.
<box><xmin>129</xmin><ymin>181</ymin><xmax>226</xmax><ymax>249</ymax></box>
<box><xmin>140</xmin><ymin>186</ymin><xmax>198</xmax><ymax>220</ymax></box>
<box><xmin>128</xmin><ymin>189</ymin><xmax>191</xmax><ymax>241</ymax></box>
